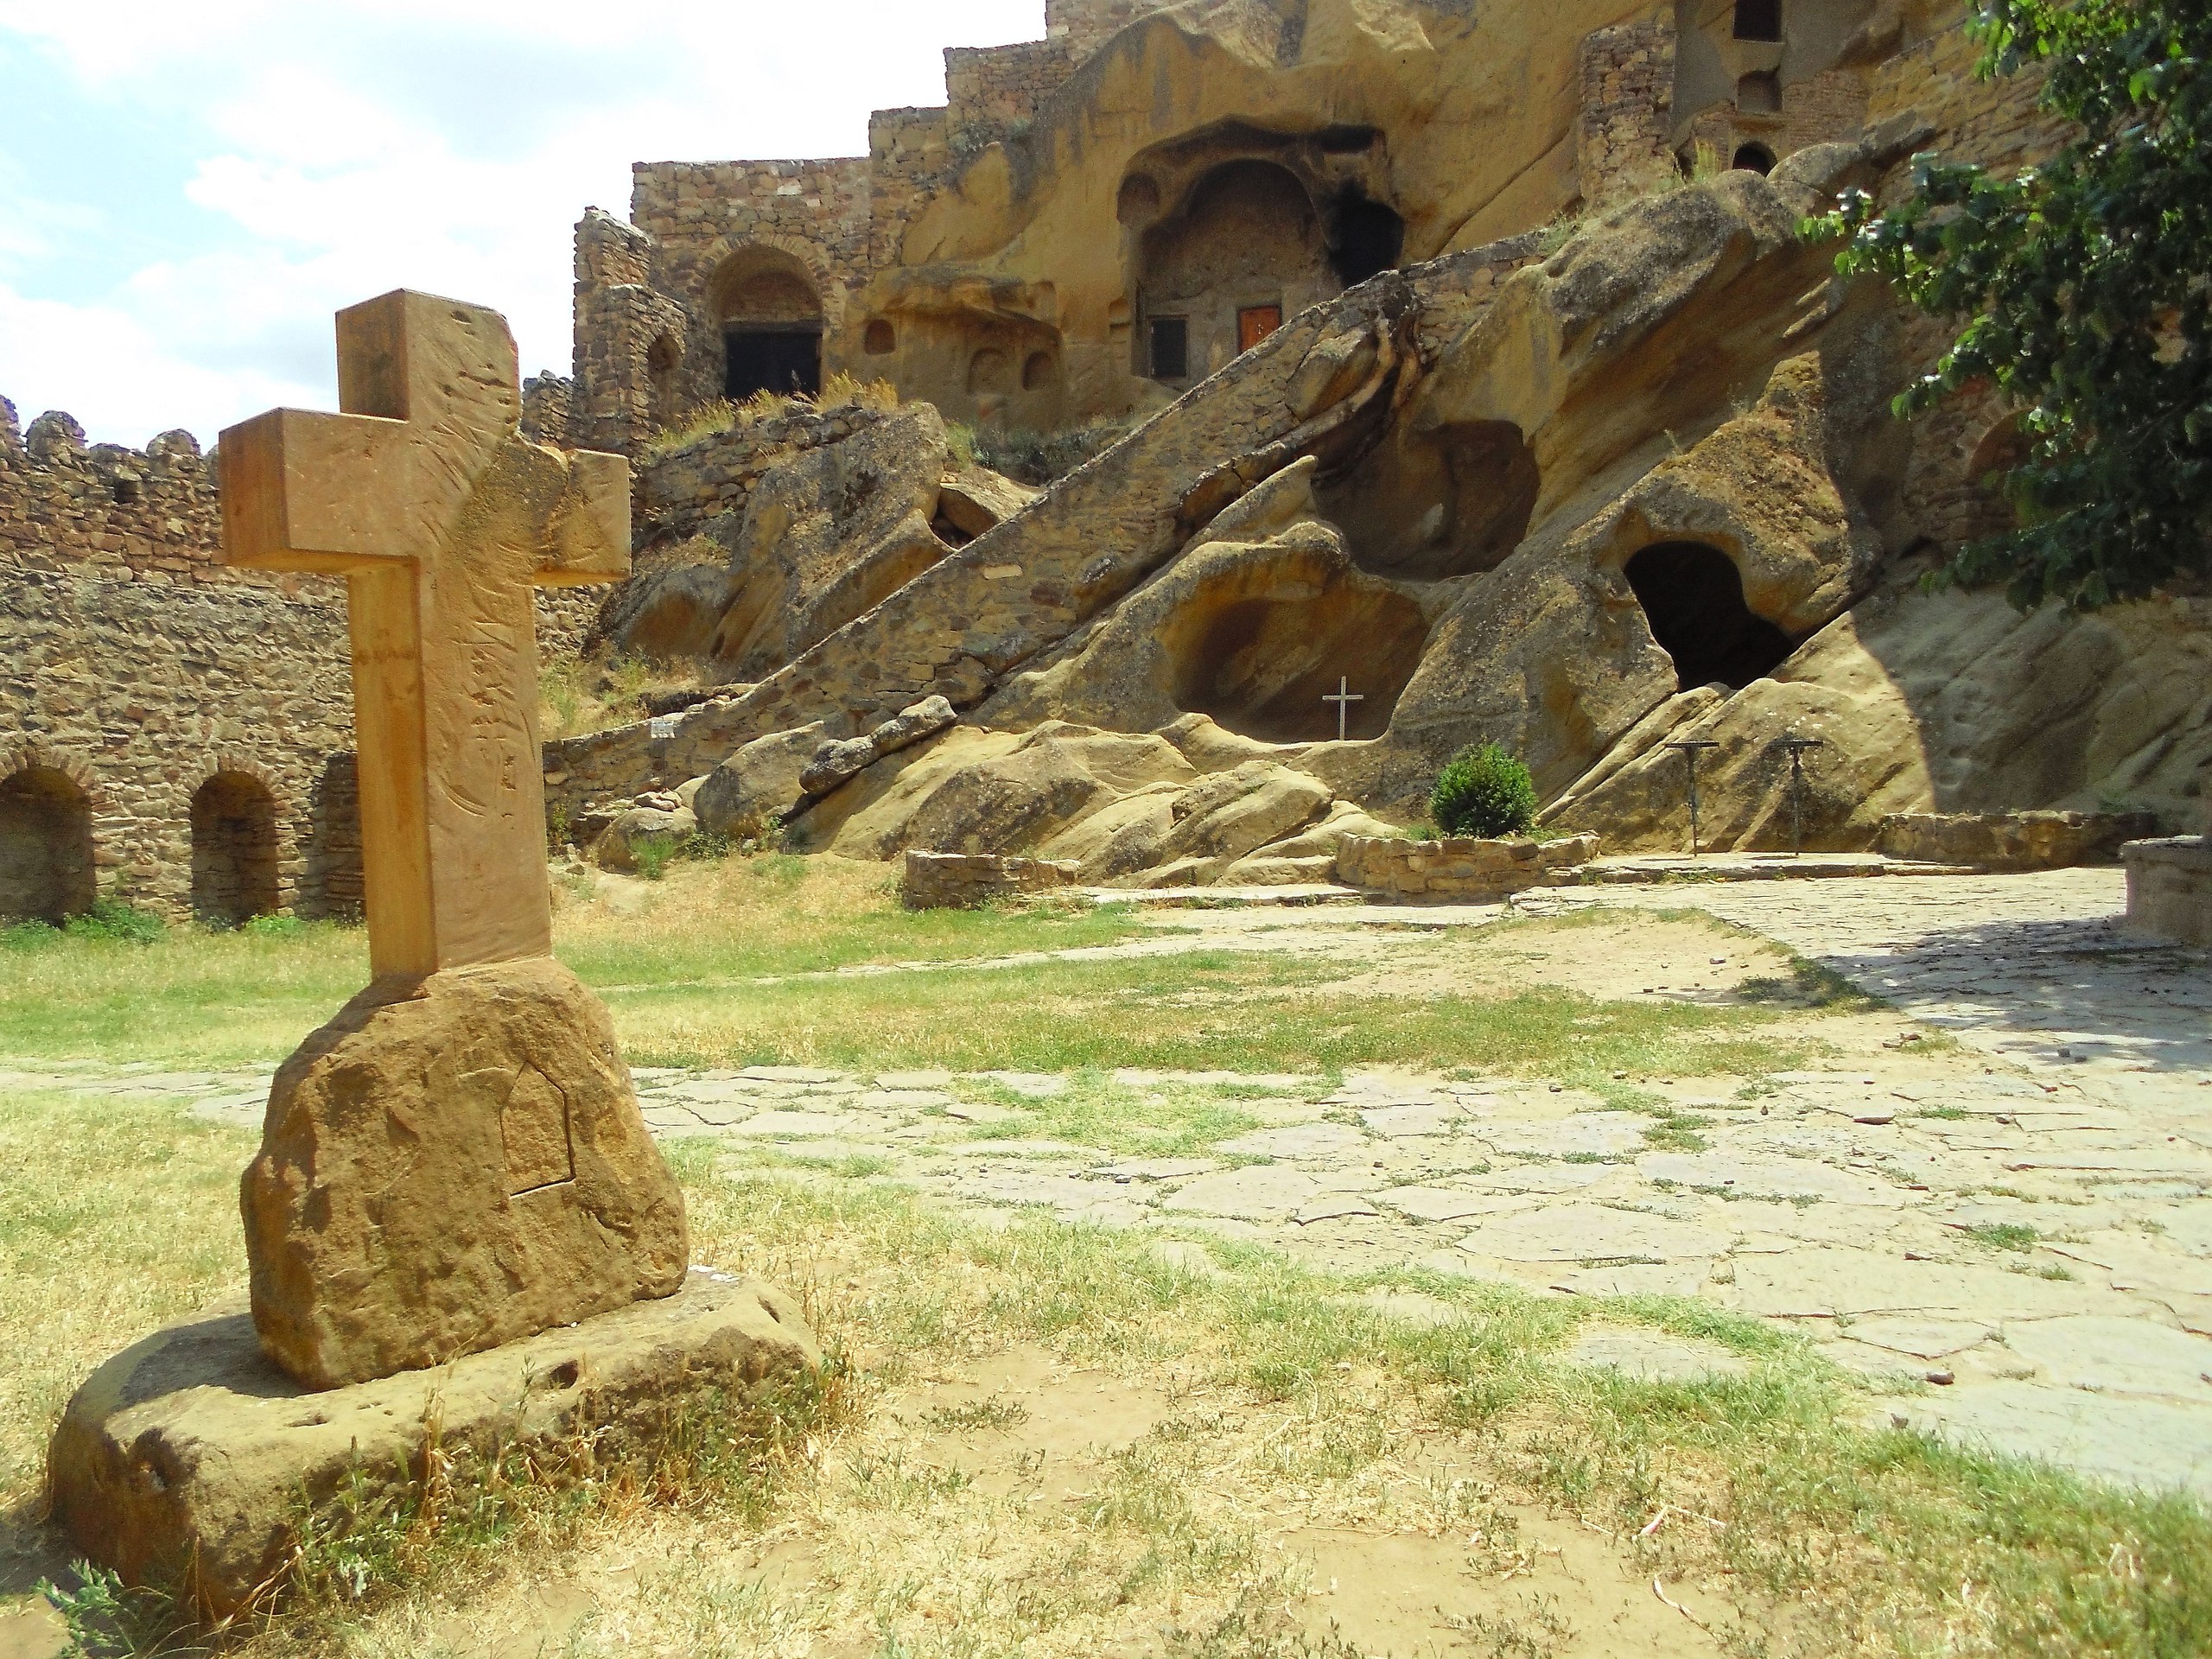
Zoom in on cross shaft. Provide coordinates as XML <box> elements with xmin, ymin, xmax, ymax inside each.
<box><xmin>219</xmin><ymin>291</ymin><xmax>631</xmax><ymax>978</ymax></box>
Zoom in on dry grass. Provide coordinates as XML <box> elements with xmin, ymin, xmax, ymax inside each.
<box><xmin>637</xmin><ymin>373</ymin><xmax>900</xmax><ymax>463</ymax></box>
<box><xmin>10</xmin><ymin>1104</ymin><xmax>2207</xmax><ymax>1659</ymax></box>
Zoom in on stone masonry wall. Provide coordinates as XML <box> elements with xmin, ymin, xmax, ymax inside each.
<box><xmin>3</xmin><ymin>395</ymin><xmax>607</xmax><ymax>919</ymax></box>
<box><xmin>945</xmin><ymin>40</ymin><xmax>1079</xmax><ymax>154</ymax></box>
<box><xmin>1578</xmin><ymin>15</ymin><xmax>1679</xmax><ymax>209</ymax></box>
<box><xmin>1862</xmin><ymin>18</ymin><xmax>2071</xmax><ymax>556</ymax></box>
<box><xmin>633</xmin><ymin>401</ymin><xmax>899</xmax><ymax>553</ymax></box>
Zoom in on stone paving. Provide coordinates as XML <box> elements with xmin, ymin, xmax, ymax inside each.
<box><xmin>11</xmin><ymin>868</ymin><xmax>2210</xmax><ymax>1504</ymax></box>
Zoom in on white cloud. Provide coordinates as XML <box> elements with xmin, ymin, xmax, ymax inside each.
<box><xmin>0</xmin><ymin>1</ymin><xmax>1046</xmax><ymax>447</ymax></box>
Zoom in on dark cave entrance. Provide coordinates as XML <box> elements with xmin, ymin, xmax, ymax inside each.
<box><xmin>1624</xmin><ymin>542</ymin><xmax>1796</xmax><ymax>691</ymax></box>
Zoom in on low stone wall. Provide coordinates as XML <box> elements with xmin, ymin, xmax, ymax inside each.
<box><xmin>1875</xmin><ymin>810</ymin><xmax>2159</xmax><ymax>873</ymax></box>
<box><xmin>1334</xmin><ymin>834</ymin><xmax>1599</xmax><ymax>902</ymax></box>
<box><xmin>2121</xmin><ymin>837</ymin><xmax>2212</xmax><ymax>948</ymax></box>
<box><xmin>899</xmin><ymin>850</ymin><xmax>1077</xmax><ymax>910</ymax></box>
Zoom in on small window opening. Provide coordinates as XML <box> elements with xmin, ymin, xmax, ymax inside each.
<box><xmin>1150</xmin><ymin>316</ymin><xmax>1189</xmax><ymax>381</ymax></box>
<box><xmin>1237</xmin><ymin>305</ymin><xmax>1284</xmax><ymax>355</ymax></box>
<box><xmin>863</xmin><ymin>319</ymin><xmax>896</xmax><ymax>355</ymax></box>
<box><xmin>1732</xmin><ymin>143</ymin><xmax>1776</xmax><ymax>175</ymax></box>
<box><xmin>1732</xmin><ymin>0</ymin><xmax>1783</xmax><ymax>41</ymax></box>
<box><xmin>1624</xmin><ymin>542</ymin><xmax>1796</xmax><ymax>691</ymax></box>
<box><xmin>1736</xmin><ymin>71</ymin><xmax>1783</xmax><ymax>115</ymax></box>
<box><xmin>1021</xmin><ymin>351</ymin><xmax>1056</xmax><ymax>391</ymax></box>
<box><xmin>1327</xmin><ymin>193</ymin><xmax>1406</xmax><ymax>288</ymax></box>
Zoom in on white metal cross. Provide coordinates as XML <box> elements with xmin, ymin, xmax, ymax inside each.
<box><xmin>1323</xmin><ymin>677</ymin><xmax>1364</xmax><ymax>741</ymax></box>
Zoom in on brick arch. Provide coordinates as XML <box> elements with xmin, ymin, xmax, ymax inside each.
<box><xmin>190</xmin><ymin>764</ymin><xmax>285</xmax><ymax>926</ymax></box>
<box><xmin>696</xmin><ymin>235</ymin><xmax>845</xmax><ymax>332</ymax></box>
<box><xmin>0</xmin><ymin>741</ymin><xmax>103</xmax><ymax>809</ymax></box>
<box><xmin>0</xmin><ymin>746</ymin><xmax>100</xmax><ymax>923</ymax></box>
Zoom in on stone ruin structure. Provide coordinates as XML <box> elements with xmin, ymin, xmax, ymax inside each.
<box><xmin>3</xmin><ymin>0</ymin><xmax>2209</xmax><ymax>932</ymax></box>
<box><xmin>555</xmin><ymin>0</ymin><xmax>1905</xmax><ymax>454</ymax></box>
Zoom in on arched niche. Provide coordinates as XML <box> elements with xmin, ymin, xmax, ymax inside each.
<box><xmin>1732</xmin><ymin>143</ymin><xmax>1777</xmax><ymax>175</ymax></box>
<box><xmin>1624</xmin><ymin>542</ymin><xmax>1797</xmax><ymax>691</ymax></box>
<box><xmin>191</xmin><ymin>771</ymin><xmax>281</xmax><ymax>926</ymax></box>
<box><xmin>0</xmin><ymin>766</ymin><xmax>95</xmax><ymax>924</ymax></box>
<box><xmin>863</xmin><ymin>319</ymin><xmax>897</xmax><ymax>356</ymax></box>
<box><xmin>709</xmin><ymin>246</ymin><xmax>823</xmax><ymax>400</ymax></box>
<box><xmin>1138</xmin><ymin>160</ymin><xmax>1337</xmax><ymax>386</ymax></box>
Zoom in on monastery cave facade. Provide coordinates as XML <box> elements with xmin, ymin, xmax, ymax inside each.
<box><xmin>563</xmin><ymin>0</ymin><xmax>1895</xmax><ymax>455</ymax></box>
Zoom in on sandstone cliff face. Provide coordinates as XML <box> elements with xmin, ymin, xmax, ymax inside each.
<box><xmin>550</xmin><ymin>123</ymin><xmax>2209</xmax><ymax>881</ymax></box>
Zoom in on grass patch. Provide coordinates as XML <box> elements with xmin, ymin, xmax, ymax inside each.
<box><xmin>1965</xmin><ymin>1222</ymin><xmax>2041</xmax><ymax>1253</ymax></box>
<box><xmin>1739</xmin><ymin>953</ymin><xmax>1886</xmax><ymax>1013</ymax></box>
<box><xmin>5</xmin><ymin>1096</ymin><xmax>2209</xmax><ymax>1656</ymax></box>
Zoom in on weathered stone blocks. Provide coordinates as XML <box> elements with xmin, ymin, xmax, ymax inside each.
<box><xmin>243</xmin><ymin>957</ymin><xmax>690</xmax><ymax>1389</ymax></box>
<box><xmin>901</xmin><ymin>849</ymin><xmax>1078</xmax><ymax>909</ymax></box>
<box><xmin>49</xmin><ymin>1270</ymin><xmax>817</xmax><ymax>1618</ymax></box>
<box><xmin>2120</xmin><ymin>836</ymin><xmax>2212</xmax><ymax>947</ymax></box>
<box><xmin>1334</xmin><ymin>833</ymin><xmax>1598</xmax><ymax>901</ymax></box>
<box><xmin>1876</xmin><ymin>810</ymin><xmax>2160</xmax><ymax>872</ymax></box>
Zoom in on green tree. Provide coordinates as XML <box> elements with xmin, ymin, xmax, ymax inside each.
<box><xmin>1808</xmin><ymin>0</ymin><xmax>2210</xmax><ymax>609</ymax></box>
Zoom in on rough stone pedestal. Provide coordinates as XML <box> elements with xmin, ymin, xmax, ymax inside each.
<box><xmin>245</xmin><ymin>957</ymin><xmax>689</xmax><ymax>1389</ymax></box>
<box><xmin>2120</xmin><ymin>836</ymin><xmax>2212</xmax><ymax>946</ymax></box>
<box><xmin>48</xmin><ymin>1269</ymin><xmax>818</xmax><ymax>1619</ymax></box>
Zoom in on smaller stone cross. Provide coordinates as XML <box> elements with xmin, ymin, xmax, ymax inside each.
<box><xmin>1323</xmin><ymin>677</ymin><xmax>1364</xmax><ymax>741</ymax></box>
<box><xmin>220</xmin><ymin>290</ymin><xmax>631</xmax><ymax>978</ymax></box>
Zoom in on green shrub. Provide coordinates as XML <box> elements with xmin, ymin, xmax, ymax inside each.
<box><xmin>62</xmin><ymin>899</ymin><xmax>167</xmax><ymax>945</ymax></box>
<box><xmin>241</xmin><ymin>913</ymin><xmax>305</xmax><ymax>938</ymax></box>
<box><xmin>632</xmin><ymin>834</ymin><xmax>677</xmax><ymax>882</ymax></box>
<box><xmin>1429</xmin><ymin>744</ymin><xmax>1537</xmax><ymax>840</ymax></box>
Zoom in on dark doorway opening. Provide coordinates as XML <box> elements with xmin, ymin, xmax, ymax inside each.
<box><xmin>0</xmin><ymin>766</ymin><xmax>95</xmax><ymax>924</ymax></box>
<box><xmin>1733</xmin><ymin>0</ymin><xmax>1783</xmax><ymax>41</ymax></box>
<box><xmin>1328</xmin><ymin>193</ymin><xmax>1405</xmax><ymax>288</ymax></box>
<box><xmin>1732</xmin><ymin>143</ymin><xmax>1777</xmax><ymax>175</ymax></box>
<box><xmin>1149</xmin><ymin>316</ymin><xmax>1190</xmax><ymax>381</ymax></box>
<box><xmin>725</xmin><ymin>327</ymin><xmax>821</xmax><ymax>401</ymax></box>
<box><xmin>1624</xmin><ymin>542</ymin><xmax>1796</xmax><ymax>690</ymax></box>
<box><xmin>192</xmin><ymin>771</ymin><xmax>281</xmax><ymax>926</ymax></box>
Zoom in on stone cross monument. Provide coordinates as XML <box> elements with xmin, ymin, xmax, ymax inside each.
<box><xmin>221</xmin><ymin>290</ymin><xmax>628</xmax><ymax>976</ymax></box>
<box><xmin>219</xmin><ymin>292</ymin><xmax>689</xmax><ymax>1389</ymax></box>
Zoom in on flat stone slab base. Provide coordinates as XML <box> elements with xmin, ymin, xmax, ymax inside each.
<box><xmin>2121</xmin><ymin>836</ymin><xmax>2212</xmax><ymax>946</ymax></box>
<box><xmin>48</xmin><ymin>1269</ymin><xmax>819</xmax><ymax>1619</ymax></box>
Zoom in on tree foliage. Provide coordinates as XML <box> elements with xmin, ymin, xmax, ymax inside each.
<box><xmin>1809</xmin><ymin>0</ymin><xmax>2210</xmax><ymax>609</ymax></box>
<box><xmin>1431</xmin><ymin>744</ymin><xmax>1537</xmax><ymax>839</ymax></box>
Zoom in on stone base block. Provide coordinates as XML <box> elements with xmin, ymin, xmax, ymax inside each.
<box><xmin>48</xmin><ymin>1269</ymin><xmax>818</xmax><ymax>1620</ymax></box>
<box><xmin>245</xmin><ymin>957</ymin><xmax>690</xmax><ymax>1389</ymax></box>
<box><xmin>900</xmin><ymin>849</ymin><xmax>1078</xmax><ymax>909</ymax></box>
<box><xmin>1333</xmin><ymin>833</ymin><xmax>1599</xmax><ymax>901</ymax></box>
<box><xmin>2121</xmin><ymin>836</ymin><xmax>2212</xmax><ymax>946</ymax></box>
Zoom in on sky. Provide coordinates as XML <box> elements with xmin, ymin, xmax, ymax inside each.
<box><xmin>0</xmin><ymin>0</ymin><xmax>1046</xmax><ymax>448</ymax></box>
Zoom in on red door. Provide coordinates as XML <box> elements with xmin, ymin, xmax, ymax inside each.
<box><xmin>1238</xmin><ymin>304</ymin><xmax>1284</xmax><ymax>353</ymax></box>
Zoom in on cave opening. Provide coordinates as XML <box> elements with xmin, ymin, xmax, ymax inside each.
<box><xmin>1624</xmin><ymin>541</ymin><xmax>1796</xmax><ymax>690</ymax></box>
<box><xmin>1164</xmin><ymin>563</ymin><xmax>1431</xmax><ymax>744</ymax></box>
<box><xmin>1328</xmin><ymin>191</ymin><xmax>1405</xmax><ymax>288</ymax></box>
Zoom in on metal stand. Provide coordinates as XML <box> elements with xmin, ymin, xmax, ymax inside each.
<box><xmin>1774</xmin><ymin>734</ymin><xmax>1826</xmax><ymax>856</ymax></box>
<box><xmin>1665</xmin><ymin>739</ymin><xmax>1719</xmax><ymax>856</ymax></box>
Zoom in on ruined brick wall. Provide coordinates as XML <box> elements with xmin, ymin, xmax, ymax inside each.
<box><xmin>633</xmin><ymin>400</ymin><xmax>899</xmax><ymax>552</ymax></box>
<box><xmin>0</xmin><ymin>397</ymin><xmax>359</xmax><ymax>921</ymax></box>
<box><xmin>1579</xmin><ymin>15</ymin><xmax>1679</xmax><ymax>209</ymax></box>
<box><xmin>1043</xmin><ymin>0</ymin><xmax>1160</xmax><ymax>60</ymax></box>
<box><xmin>868</xmin><ymin>107</ymin><xmax>958</xmax><ymax>270</ymax></box>
<box><xmin>945</xmin><ymin>41</ymin><xmax>1078</xmax><ymax>154</ymax></box>
<box><xmin>2</xmin><ymin>396</ymin><xmax>613</xmax><ymax>920</ymax></box>
<box><xmin>571</xmin><ymin>209</ymin><xmax>691</xmax><ymax>456</ymax></box>
<box><xmin>521</xmin><ymin>372</ymin><xmax>575</xmax><ymax>448</ymax></box>
<box><xmin>1864</xmin><ymin>18</ymin><xmax>2071</xmax><ymax>556</ymax></box>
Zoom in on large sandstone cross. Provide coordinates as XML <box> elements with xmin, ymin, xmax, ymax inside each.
<box><xmin>220</xmin><ymin>291</ymin><xmax>629</xmax><ymax>976</ymax></box>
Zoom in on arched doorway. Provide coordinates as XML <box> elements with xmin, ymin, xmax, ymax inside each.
<box><xmin>191</xmin><ymin>772</ymin><xmax>281</xmax><ymax>926</ymax></box>
<box><xmin>710</xmin><ymin>248</ymin><xmax>823</xmax><ymax>401</ymax></box>
<box><xmin>1139</xmin><ymin>160</ymin><xmax>1338</xmax><ymax>386</ymax></box>
<box><xmin>1624</xmin><ymin>542</ymin><xmax>1796</xmax><ymax>690</ymax></box>
<box><xmin>0</xmin><ymin>766</ymin><xmax>95</xmax><ymax>924</ymax></box>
